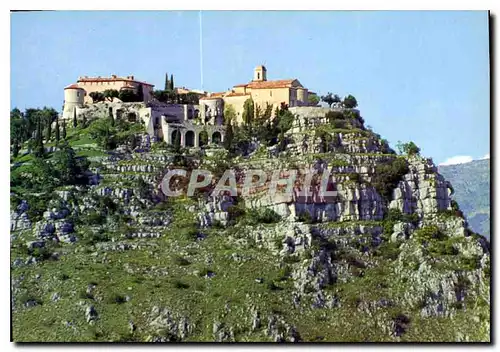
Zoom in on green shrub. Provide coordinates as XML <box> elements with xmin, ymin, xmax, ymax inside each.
<box><xmin>107</xmin><ymin>293</ymin><xmax>127</xmax><ymax>304</ymax></box>
<box><xmin>243</xmin><ymin>208</ymin><xmax>281</xmax><ymax>225</ymax></box>
<box><xmin>459</xmin><ymin>255</ymin><xmax>481</xmax><ymax>270</ymax></box>
<box><xmin>413</xmin><ymin>225</ymin><xmax>445</xmax><ymax>244</ymax></box>
<box><xmin>325</xmin><ymin>111</ymin><xmax>345</xmax><ymax>123</ymax></box>
<box><xmin>174</xmin><ymin>256</ymin><xmax>191</xmax><ymax>266</ymax></box>
<box><xmin>267</xmin><ymin>281</ymin><xmax>283</xmax><ymax>291</ymax></box>
<box><xmin>173</xmin><ymin>280</ymin><xmax>190</xmax><ymax>289</ymax></box>
<box><xmin>283</xmin><ymin>255</ymin><xmax>301</xmax><ymax>264</ymax></box>
<box><xmin>227</xmin><ymin>204</ymin><xmax>246</xmax><ymax>221</ymax></box>
<box><xmin>296</xmin><ymin>211</ymin><xmax>315</xmax><ymax>224</ymax></box>
<box><xmin>81</xmin><ymin>231</ymin><xmax>110</xmax><ymax>245</ymax></box>
<box><xmin>372</xmin><ymin>158</ymin><xmax>409</xmax><ymax>202</ymax></box>
<box><xmin>19</xmin><ymin>293</ymin><xmax>43</xmax><ymax>306</ymax></box>
<box><xmin>278</xmin><ymin>265</ymin><xmax>292</xmax><ymax>281</ymax></box>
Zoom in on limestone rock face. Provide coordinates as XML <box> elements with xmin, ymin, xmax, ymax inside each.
<box><xmin>10</xmin><ymin>106</ymin><xmax>490</xmax><ymax>342</ymax></box>
<box><xmin>390</xmin><ymin>157</ymin><xmax>452</xmax><ymax>216</ymax></box>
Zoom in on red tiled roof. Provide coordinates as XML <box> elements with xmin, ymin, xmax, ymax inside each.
<box><xmin>77</xmin><ymin>76</ymin><xmax>154</xmax><ymax>87</ymax></box>
<box><xmin>234</xmin><ymin>79</ymin><xmax>301</xmax><ymax>90</ymax></box>
<box><xmin>64</xmin><ymin>84</ymin><xmax>84</xmax><ymax>90</ymax></box>
<box><xmin>247</xmin><ymin>79</ymin><xmax>298</xmax><ymax>89</ymax></box>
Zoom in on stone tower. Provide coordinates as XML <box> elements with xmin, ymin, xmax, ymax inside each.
<box><xmin>62</xmin><ymin>84</ymin><xmax>85</xmax><ymax>120</ymax></box>
<box><xmin>253</xmin><ymin>65</ymin><xmax>267</xmax><ymax>82</ymax></box>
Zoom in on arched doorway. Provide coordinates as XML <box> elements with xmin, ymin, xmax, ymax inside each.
<box><xmin>212</xmin><ymin>131</ymin><xmax>222</xmax><ymax>145</ymax></box>
<box><xmin>199</xmin><ymin>130</ymin><xmax>209</xmax><ymax>147</ymax></box>
<box><xmin>185</xmin><ymin>130</ymin><xmax>195</xmax><ymax>147</ymax></box>
<box><xmin>171</xmin><ymin>129</ymin><xmax>181</xmax><ymax>147</ymax></box>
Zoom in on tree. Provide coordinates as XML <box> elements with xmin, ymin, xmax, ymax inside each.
<box><xmin>45</xmin><ymin>118</ymin><xmax>52</xmax><ymax>141</ymax></box>
<box><xmin>73</xmin><ymin>108</ymin><xmax>78</xmax><ymax>128</ymax></box>
<box><xmin>34</xmin><ymin>116</ymin><xmax>45</xmax><ymax>158</ymax></box>
<box><xmin>308</xmin><ymin>93</ymin><xmax>320</xmax><ymax>106</ymax></box>
<box><xmin>89</xmin><ymin>91</ymin><xmax>105</xmax><ymax>103</ymax></box>
<box><xmin>82</xmin><ymin>114</ymin><xmax>87</xmax><ymax>128</ymax></box>
<box><xmin>321</xmin><ymin>92</ymin><xmax>335</xmax><ymax>107</ymax></box>
<box><xmin>396</xmin><ymin>141</ymin><xmax>421</xmax><ymax>156</ymax></box>
<box><xmin>52</xmin><ymin>142</ymin><xmax>90</xmax><ymax>185</ymax></box>
<box><xmin>108</xmin><ymin>107</ymin><xmax>115</xmax><ymax>126</ymax></box>
<box><xmin>186</xmin><ymin>92</ymin><xmax>200</xmax><ymax>105</ymax></box>
<box><xmin>242</xmin><ymin>98</ymin><xmax>255</xmax><ymax>126</ymax></box>
<box><xmin>172</xmin><ymin>129</ymin><xmax>181</xmax><ymax>153</ymax></box>
<box><xmin>88</xmin><ymin>118</ymin><xmax>116</xmax><ymax>150</ymax></box>
<box><xmin>343</xmin><ymin>94</ymin><xmax>358</xmax><ymax>109</ymax></box>
<box><xmin>169</xmin><ymin>74</ymin><xmax>174</xmax><ymax>91</ymax></box>
<box><xmin>55</xmin><ymin>116</ymin><xmax>60</xmax><ymax>144</ymax></box>
<box><xmin>333</xmin><ymin>94</ymin><xmax>341</xmax><ymax>103</ymax></box>
<box><xmin>102</xmin><ymin>89</ymin><xmax>119</xmax><ymax>102</ymax></box>
<box><xmin>11</xmin><ymin>108</ymin><xmax>27</xmax><ymax>157</ymax></box>
<box><xmin>136</xmin><ymin>84</ymin><xmax>144</xmax><ymax>102</ymax></box>
<box><xmin>164</xmin><ymin>72</ymin><xmax>170</xmax><ymax>91</ymax></box>
<box><xmin>223</xmin><ymin>115</ymin><xmax>234</xmax><ymax>150</ymax></box>
<box><xmin>224</xmin><ymin>104</ymin><xmax>237</xmax><ymax>125</ymax></box>
<box><xmin>62</xmin><ymin>120</ymin><xmax>67</xmax><ymax>139</ymax></box>
<box><xmin>199</xmin><ymin>129</ymin><xmax>209</xmax><ymax>147</ymax></box>
<box><xmin>119</xmin><ymin>89</ymin><xmax>140</xmax><ymax>103</ymax></box>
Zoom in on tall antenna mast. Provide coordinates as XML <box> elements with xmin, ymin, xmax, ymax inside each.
<box><xmin>199</xmin><ymin>10</ymin><xmax>204</xmax><ymax>91</ymax></box>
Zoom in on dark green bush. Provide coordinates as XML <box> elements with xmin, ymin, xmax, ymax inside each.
<box><xmin>173</xmin><ymin>280</ymin><xmax>190</xmax><ymax>289</ymax></box>
<box><xmin>372</xmin><ymin>158</ymin><xmax>409</xmax><ymax>202</ymax></box>
<box><xmin>174</xmin><ymin>256</ymin><xmax>191</xmax><ymax>266</ymax></box>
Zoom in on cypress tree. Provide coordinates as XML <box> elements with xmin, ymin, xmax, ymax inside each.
<box><xmin>170</xmin><ymin>74</ymin><xmax>174</xmax><ymax>91</ymax></box>
<box><xmin>223</xmin><ymin>119</ymin><xmax>234</xmax><ymax>151</ymax></box>
<box><xmin>12</xmin><ymin>142</ymin><xmax>20</xmax><ymax>158</ymax></box>
<box><xmin>45</xmin><ymin>117</ymin><xmax>52</xmax><ymax>141</ymax></box>
<box><xmin>164</xmin><ymin>72</ymin><xmax>169</xmax><ymax>91</ymax></box>
<box><xmin>82</xmin><ymin>114</ymin><xmax>87</xmax><ymax>128</ymax></box>
<box><xmin>172</xmin><ymin>129</ymin><xmax>181</xmax><ymax>154</ymax></box>
<box><xmin>109</xmin><ymin>107</ymin><xmax>115</xmax><ymax>126</ymax></box>
<box><xmin>73</xmin><ymin>108</ymin><xmax>78</xmax><ymax>128</ymax></box>
<box><xmin>55</xmin><ymin>116</ymin><xmax>60</xmax><ymax>144</ymax></box>
<box><xmin>35</xmin><ymin>117</ymin><xmax>44</xmax><ymax>158</ymax></box>
<box><xmin>62</xmin><ymin>120</ymin><xmax>67</xmax><ymax>139</ymax></box>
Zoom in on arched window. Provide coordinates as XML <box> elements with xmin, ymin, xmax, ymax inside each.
<box><xmin>212</xmin><ymin>131</ymin><xmax>222</xmax><ymax>145</ymax></box>
<box><xmin>185</xmin><ymin>130</ymin><xmax>195</xmax><ymax>147</ymax></box>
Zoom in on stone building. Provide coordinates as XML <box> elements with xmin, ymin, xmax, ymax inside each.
<box><xmin>199</xmin><ymin>65</ymin><xmax>312</xmax><ymax>125</ymax></box>
<box><xmin>62</xmin><ymin>75</ymin><xmax>155</xmax><ymax>120</ymax></box>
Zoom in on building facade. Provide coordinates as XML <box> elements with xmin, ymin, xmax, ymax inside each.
<box><xmin>62</xmin><ymin>75</ymin><xmax>155</xmax><ymax>120</ymax></box>
<box><xmin>198</xmin><ymin>66</ymin><xmax>311</xmax><ymax>125</ymax></box>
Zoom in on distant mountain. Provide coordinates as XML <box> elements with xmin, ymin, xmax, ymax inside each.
<box><xmin>439</xmin><ymin>159</ymin><xmax>490</xmax><ymax>239</ymax></box>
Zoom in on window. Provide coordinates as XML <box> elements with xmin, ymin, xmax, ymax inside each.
<box><xmin>76</xmin><ymin>91</ymin><xmax>80</xmax><ymax>97</ymax></box>
<box><xmin>257</xmin><ymin>73</ymin><xmax>260</xmax><ymax>80</ymax></box>
<box><xmin>270</xmin><ymin>91</ymin><xmax>272</xmax><ymax>97</ymax></box>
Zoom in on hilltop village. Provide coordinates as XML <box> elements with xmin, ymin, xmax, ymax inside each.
<box><xmin>62</xmin><ymin>66</ymin><xmax>319</xmax><ymax>147</ymax></box>
<box><xmin>11</xmin><ymin>64</ymin><xmax>490</xmax><ymax>343</ymax></box>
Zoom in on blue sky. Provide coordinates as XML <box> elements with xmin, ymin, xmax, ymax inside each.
<box><xmin>11</xmin><ymin>11</ymin><xmax>490</xmax><ymax>164</ymax></box>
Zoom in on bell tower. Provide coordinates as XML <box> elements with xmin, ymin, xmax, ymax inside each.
<box><xmin>253</xmin><ymin>65</ymin><xmax>267</xmax><ymax>82</ymax></box>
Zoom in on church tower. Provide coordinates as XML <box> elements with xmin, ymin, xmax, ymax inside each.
<box><xmin>253</xmin><ymin>65</ymin><xmax>267</xmax><ymax>82</ymax></box>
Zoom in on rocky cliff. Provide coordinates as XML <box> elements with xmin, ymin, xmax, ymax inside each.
<box><xmin>10</xmin><ymin>106</ymin><xmax>490</xmax><ymax>342</ymax></box>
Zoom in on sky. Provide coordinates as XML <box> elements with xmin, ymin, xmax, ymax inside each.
<box><xmin>10</xmin><ymin>10</ymin><xmax>490</xmax><ymax>165</ymax></box>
